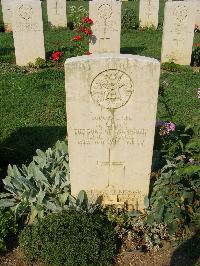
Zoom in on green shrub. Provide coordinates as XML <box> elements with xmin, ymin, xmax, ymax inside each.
<box><xmin>154</xmin><ymin>123</ymin><xmax>193</xmax><ymax>161</ymax></box>
<box><xmin>0</xmin><ymin>141</ymin><xmax>99</xmax><ymax>224</ymax></box>
<box><xmin>191</xmin><ymin>45</ymin><xmax>200</xmax><ymax>67</ymax></box>
<box><xmin>122</xmin><ymin>8</ymin><xmax>138</xmax><ymax>31</ymax></box>
<box><xmin>193</xmin><ymin>208</ymin><xmax>200</xmax><ymax>229</ymax></box>
<box><xmin>161</xmin><ymin>61</ymin><xmax>192</xmax><ymax>72</ymax></box>
<box><xmin>28</xmin><ymin>57</ymin><xmax>47</xmax><ymax>69</ymax></box>
<box><xmin>69</xmin><ymin>5</ymin><xmax>88</xmax><ymax>30</ymax></box>
<box><xmin>20</xmin><ymin>210</ymin><xmax>117</xmax><ymax>266</ymax></box>
<box><xmin>0</xmin><ymin>141</ymin><xmax>70</xmax><ymax>223</ymax></box>
<box><xmin>0</xmin><ymin>208</ymin><xmax>17</xmax><ymax>252</ymax></box>
<box><xmin>148</xmin><ymin>159</ymin><xmax>200</xmax><ymax>235</ymax></box>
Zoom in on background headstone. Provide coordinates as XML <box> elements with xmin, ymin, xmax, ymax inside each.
<box><xmin>139</xmin><ymin>0</ymin><xmax>159</xmax><ymax>29</ymax></box>
<box><xmin>47</xmin><ymin>0</ymin><xmax>67</xmax><ymax>28</ymax></box>
<box><xmin>89</xmin><ymin>0</ymin><xmax>121</xmax><ymax>53</ymax></box>
<box><xmin>161</xmin><ymin>1</ymin><xmax>195</xmax><ymax>65</ymax></box>
<box><xmin>65</xmin><ymin>54</ymin><xmax>160</xmax><ymax>210</ymax></box>
<box><xmin>185</xmin><ymin>0</ymin><xmax>200</xmax><ymax>28</ymax></box>
<box><xmin>1</xmin><ymin>0</ymin><xmax>13</xmax><ymax>32</ymax></box>
<box><xmin>12</xmin><ymin>0</ymin><xmax>45</xmax><ymax>66</ymax></box>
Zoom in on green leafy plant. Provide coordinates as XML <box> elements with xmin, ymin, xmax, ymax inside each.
<box><xmin>69</xmin><ymin>5</ymin><xmax>88</xmax><ymax>30</ymax></box>
<box><xmin>154</xmin><ymin>123</ymin><xmax>193</xmax><ymax>161</ymax></box>
<box><xmin>20</xmin><ymin>210</ymin><xmax>117</xmax><ymax>266</ymax></box>
<box><xmin>28</xmin><ymin>58</ymin><xmax>48</xmax><ymax>69</ymax></box>
<box><xmin>0</xmin><ymin>142</ymin><xmax>99</xmax><ymax>224</ymax></box>
<box><xmin>0</xmin><ymin>208</ymin><xmax>17</xmax><ymax>252</ymax></box>
<box><xmin>122</xmin><ymin>8</ymin><xmax>138</xmax><ymax>32</ymax></box>
<box><xmin>191</xmin><ymin>44</ymin><xmax>200</xmax><ymax>67</ymax></box>
<box><xmin>139</xmin><ymin>25</ymin><xmax>157</xmax><ymax>31</ymax></box>
<box><xmin>0</xmin><ymin>141</ymin><xmax>70</xmax><ymax>223</ymax></box>
<box><xmin>148</xmin><ymin>159</ymin><xmax>200</xmax><ymax>235</ymax></box>
<box><xmin>161</xmin><ymin>61</ymin><xmax>192</xmax><ymax>72</ymax></box>
<box><xmin>193</xmin><ymin>208</ymin><xmax>200</xmax><ymax>229</ymax></box>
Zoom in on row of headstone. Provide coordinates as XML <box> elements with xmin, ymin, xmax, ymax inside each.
<box><xmin>1</xmin><ymin>0</ymin><xmax>198</xmax><ymax>67</ymax></box>
<box><xmin>1</xmin><ymin>0</ymin><xmax>67</xmax><ymax>32</ymax></box>
<box><xmin>2</xmin><ymin>0</ymin><xmax>200</xmax><ymax>32</ymax></box>
<box><xmin>90</xmin><ymin>0</ymin><xmax>196</xmax><ymax>65</ymax></box>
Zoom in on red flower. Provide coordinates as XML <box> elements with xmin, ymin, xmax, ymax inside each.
<box><xmin>52</xmin><ymin>51</ymin><xmax>64</xmax><ymax>61</ymax></box>
<box><xmin>85</xmin><ymin>52</ymin><xmax>92</xmax><ymax>55</ymax></box>
<box><xmin>87</xmin><ymin>18</ymin><xmax>93</xmax><ymax>25</ymax></box>
<box><xmin>84</xmin><ymin>28</ymin><xmax>92</xmax><ymax>35</ymax></box>
<box><xmin>82</xmin><ymin>16</ymin><xmax>93</xmax><ymax>25</ymax></box>
<box><xmin>73</xmin><ymin>35</ymin><xmax>82</xmax><ymax>41</ymax></box>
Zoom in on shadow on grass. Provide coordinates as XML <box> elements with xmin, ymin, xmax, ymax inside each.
<box><xmin>0</xmin><ymin>126</ymin><xmax>66</xmax><ymax>187</ymax></box>
<box><xmin>170</xmin><ymin>231</ymin><xmax>200</xmax><ymax>266</ymax></box>
<box><xmin>0</xmin><ymin>47</ymin><xmax>15</xmax><ymax>55</ymax></box>
<box><xmin>120</xmin><ymin>46</ymin><xmax>146</xmax><ymax>55</ymax></box>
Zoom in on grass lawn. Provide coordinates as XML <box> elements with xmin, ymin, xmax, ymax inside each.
<box><xmin>0</xmin><ymin>0</ymin><xmax>200</xmax><ymax>180</ymax></box>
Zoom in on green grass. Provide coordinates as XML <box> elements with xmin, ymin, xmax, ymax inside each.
<box><xmin>0</xmin><ymin>0</ymin><xmax>200</xmax><ymax>180</ymax></box>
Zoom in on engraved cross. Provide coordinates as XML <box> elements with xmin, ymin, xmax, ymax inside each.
<box><xmin>56</xmin><ymin>1</ymin><xmax>58</xmax><ymax>15</ymax></box>
<box><xmin>97</xmin><ymin>148</ymin><xmax>125</xmax><ymax>187</ymax></box>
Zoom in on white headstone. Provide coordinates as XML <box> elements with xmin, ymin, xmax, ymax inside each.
<box><xmin>12</xmin><ymin>0</ymin><xmax>45</xmax><ymax>66</ymax></box>
<box><xmin>139</xmin><ymin>0</ymin><xmax>159</xmax><ymax>29</ymax></box>
<box><xmin>161</xmin><ymin>1</ymin><xmax>196</xmax><ymax>65</ymax></box>
<box><xmin>65</xmin><ymin>54</ymin><xmax>160</xmax><ymax>210</ymax></box>
<box><xmin>89</xmin><ymin>0</ymin><xmax>121</xmax><ymax>53</ymax></box>
<box><xmin>196</xmin><ymin>3</ymin><xmax>200</xmax><ymax>28</ymax></box>
<box><xmin>47</xmin><ymin>0</ymin><xmax>67</xmax><ymax>28</ymax></box>
<box><xmin>1</xmin><ymin>0</ymin><xmax>13</xmax><ymax>32</ymax></box>
<box><xmin>185</xmin><ymin>0</ymin><xmax>200</xmax><ymax>28</ymax></box>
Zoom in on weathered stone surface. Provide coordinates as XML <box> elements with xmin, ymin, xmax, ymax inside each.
<box><xmin>12</xmin><ymin>0</ymin><xmax>45</xmax><ymax>66</ymax></box>
<box><xmin>196</xmin><ymin>3</ymin><xmax>200</xmax><ymax>28</ymax></box>
<box><xmin>47</xmin><ymin>0</ymin><xmax>67</xmax><ymax>28</ymax></box>
<box><xmin>89</xmin><ymin>0</ymin><xmax>121</xmax><ymax>53</ymax></box>
<box><xmin>139</xmin><ymin>0</ymin><xmax>159</xmax><ymax>29</ymax></box>
<box><xmin>161</xmin><ymin>1</ymin><xmax>196</xmax><ymax>65</ymax></box>
<box><xmin>1</xmin><ymin>0</ymin><xmax>13</xmax><ymax>32</ymax></box>
<box><xmin>185</xmin><ymin>0</ymin><xmax>200</xmax><ymax>28</ymax></box>
<box><xmin>65</xmin><ymin>54</ymin><xmax>160</xmax><ymax>210</ymax></box>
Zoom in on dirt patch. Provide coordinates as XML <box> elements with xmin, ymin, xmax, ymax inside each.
<box><xmin>0</xmin><ymin>248</ymin><xmax>44</xmax><ymax>266</ymax></box>
<box><xmin>115</xmin><ymin>243</ymin><xmax>197</xmax><ymax>266</ymax></box>
<box><xmin>0</xmin><ymin>240</ymin><xmax>199</xmax><ymax>266</ymax></box>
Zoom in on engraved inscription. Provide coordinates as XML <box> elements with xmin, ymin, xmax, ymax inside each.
<box><xmin>144</xmin><ymin>0</ymin><xmax>152</xmax><ymax>19</ymax></box>
<box><xmin>98</xmin><ymin>4</ymin><xmax>112</xmax><ymax>20</ymax></box>
<box><xmin>173</xmin><ymin>6</ymin><xmax>188</xmax><ymax>29</ymax></box>
<box><xmin>73</xmin><ymin>114</ymin><xmax>147</xmax><ymax>146</ymax></box>
<box><xmin>85</xmin><ymin>189</ymin><xmax>146</xmax><ymax>210</ymax></box>
<box><xmin>15</xmin><ymin>4</ymin><xmax>40</xmax><ymax>32</ymax></box>
<box><xmin>55</xmin><ymin>0</ymin><xmax>64</xmax><ymax>15</ymax></box>
<box><xmin>90</xmin><ymin>69</ymin><xmax>134</xmax><ymax>109</ymax></box>
<box><xmin>92</xmin><ymin>3</ymin><xmax>117</xmax><ymax>51</ymax></box>
<box><xmin>18</xmin><ymin>4</ymin><xmax>33</xmax><ymax>20</ymax></box>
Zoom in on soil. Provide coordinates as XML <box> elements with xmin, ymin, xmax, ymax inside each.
<box><xmin>0</xmin><ymin>240</ymin><xmax>199</xmax><ymax>266</ymax></box>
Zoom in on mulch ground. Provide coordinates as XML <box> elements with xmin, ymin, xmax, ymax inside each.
<box><xmin>0</xmin><ymin>241</ymin><xmax>199</xmax><ymax>266</ymax></box>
